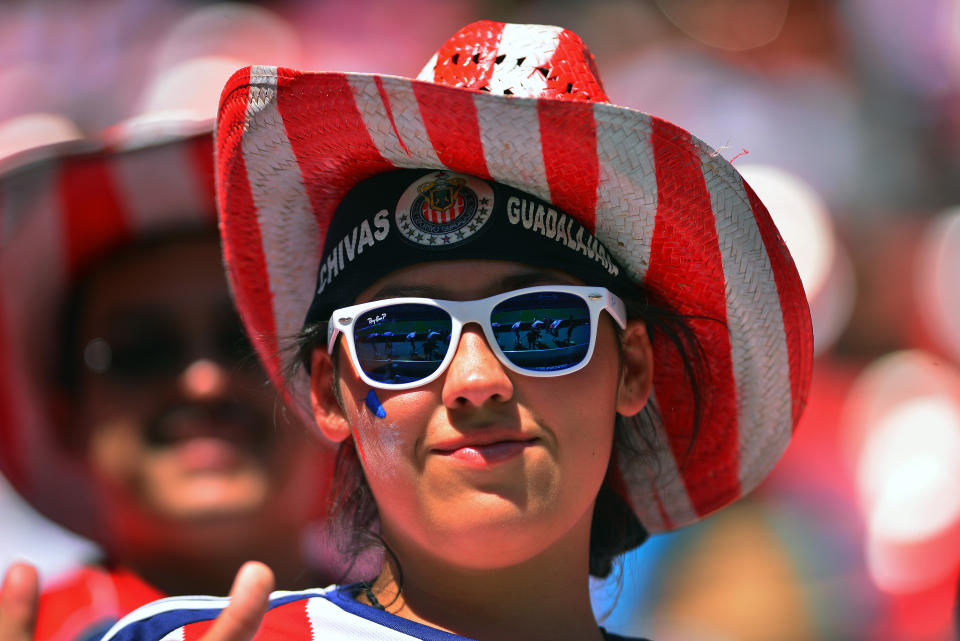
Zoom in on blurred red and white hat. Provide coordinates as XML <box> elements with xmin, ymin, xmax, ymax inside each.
<box><xmin>0</xmin><ymin>118</ymin><xmax>217</xmax><ymax>541</ymax></box>
<box><xmin>215</xmin><ymin>20</ymin><xmax>814</xmax><ymax>532</ymax></box>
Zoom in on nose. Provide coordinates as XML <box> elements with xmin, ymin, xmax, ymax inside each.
<box><xmin>179</xmin><ymin>358</ymin><xmax>229</xmax><ymax>400</ymax></box>
<box><xmin>441</xmin><ymin>325</ymin><xmax>514</xmax><ymax>408</ymax></box>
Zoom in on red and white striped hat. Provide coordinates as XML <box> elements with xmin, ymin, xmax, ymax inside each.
<box><xmin>215</xmin><ymin>21</ymin><xmax>814</xmax><ymax>532</ymax></box>
<box><xmin>0</xmin><ymin>120</ymin><xmax>218</xmax><ymax>540</ymax></box>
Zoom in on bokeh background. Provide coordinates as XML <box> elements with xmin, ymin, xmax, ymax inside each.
<box><xmin>1</xmin><ymin>0</ymin><xmax>959</xmax><ymax>639</ymax></box>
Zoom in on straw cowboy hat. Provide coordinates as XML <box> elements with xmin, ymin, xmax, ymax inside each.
<box><xmin>214</xmin><ymin>20</ymin><xmax>813</xmax><ymax>533</ymax></box>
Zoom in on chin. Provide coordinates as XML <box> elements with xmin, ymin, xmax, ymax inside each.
<box><xmin>147</xmin><ymin>478</ymin><xmax>272</xmax><ymax>523</ymax></box>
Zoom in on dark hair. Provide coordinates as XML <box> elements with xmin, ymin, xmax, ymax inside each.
<box><xmin>587</xmin><ymin>287</ymin><xmax>710</xmax><ymax>577</ymax></box>
<box><xmin>291</xmin><ymin>285</ymin><xmax>710</xmax><ymax>579</ymax></box>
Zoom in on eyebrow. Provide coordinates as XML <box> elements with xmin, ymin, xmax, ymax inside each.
<box><xmin>365</xmin><ymin>269</ymin><xmax>579</xmax><ymax>301</ymax></box>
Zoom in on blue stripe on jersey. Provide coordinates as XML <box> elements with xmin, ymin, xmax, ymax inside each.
<box><xmin>324</xmin><ymin>585</ymin><xmax>474</xmax><ymax>640</ymax></box>
<box><xmin>105</xmin><ymin>606</ymin><xmax>224</xmax><ymax>641</ymax></box>
<box><xmin>103</xmin><ymin>591</ymin><xmax>324</xmax><ymax>641</ymax></box>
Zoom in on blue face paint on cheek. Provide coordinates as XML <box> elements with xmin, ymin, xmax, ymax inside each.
<box><xmin>365</xmin><ymin>389</ymin><xmax>387</xmax><ymax>419</ymax></box>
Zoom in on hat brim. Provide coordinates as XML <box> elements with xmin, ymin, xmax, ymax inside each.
<box><xmin>216</xmin><ymin>66</ymin><xmax>813</xmax><ymax>532</ymax></box>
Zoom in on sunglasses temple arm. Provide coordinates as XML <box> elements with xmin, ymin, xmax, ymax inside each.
<box><xmin>607</xmin><ymin>292</ymin><xmax>628</xmax><ymax>329</ymax></box>
<box><xmin>327</xmin><ymin>325</ymin><xmax>341</xmax><ymax>354</ymax></box>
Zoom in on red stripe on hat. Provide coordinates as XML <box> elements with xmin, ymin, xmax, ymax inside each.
<box><xmin>277</xmin><ymin>71</ymin><xmax>394</xmax><ymax>239</ymax></box>
<box><xmin>259</xmin><ymin>600</ymin><xmax>312</xmax><ymax>638</ymax></box>
<box><xmin>743</xmin><ymin>180</ymin><xmax>813</xmax><ymax>428</ymax></box>
<box><xmin>538</xmin><ymin>27</ymin><xmax>609</xmax><ymax>102</ymax></box>
<box><xmin>187</xmin><ymin>134</ymin><xmax>217</xmax><ymax>225</ymax></box>
<box><xmin>538</xmin><ymin>100</ymin><xmax>598</xmax><ymax>227</ymax></box>
<box><xmin>0</xmin><ymin>288</ymin><xmax>22</xmax><ymax>489</ymax></box>
<box><xmin>217</xmin><ymin>67</ymin><xmax>281</xmax><ymax>375</ymax></box>
<box><xmin>428</xmin><ymin>20</ymin><xmax>505</xmax><ymax>91</ymax></box>
<box><xmin>414</xmin><ymin>83</ymin><xmax>491</xmax><ymax>180</ymax></box>
<box><xmin>60</xmin><ymin>159</ymin><xmax>131</xmax><ymax>274</ymax></box>
<box><xmin>647</xmin><ymin>117</ymin><xmax>739</xmax><ymax>518</ymax></box>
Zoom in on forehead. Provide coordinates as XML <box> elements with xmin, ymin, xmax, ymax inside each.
<box><xmin>356</xmin><ymin>259</ymin><xmax>584</xmax><ymax>304</ymax></box>
<box><xmin>77</xmin><ymin>236</ymin><xmax>229</xmax><ymax>327</ymax></box>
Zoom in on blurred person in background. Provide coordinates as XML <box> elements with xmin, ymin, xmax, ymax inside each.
<box><xmin>0</xmin><ymin>121</ymin><xmax>342</xmax><ymax>641</ymax></box>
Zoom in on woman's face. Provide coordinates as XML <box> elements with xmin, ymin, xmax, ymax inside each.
<box><xmin>317</xmin><ymin>260</ymin><xmax>648</xmax><ymax>570</ymax></box>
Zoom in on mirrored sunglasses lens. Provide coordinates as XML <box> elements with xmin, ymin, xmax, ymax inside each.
<box><xmin>491</xmin><ymin>292</ymin><xmax>591</xmax><ymax>372</ymax></box>
<box><xmin>353</xmin><ymin>304</ymin><xmax>452</xmax><ymax>385</ymax></box>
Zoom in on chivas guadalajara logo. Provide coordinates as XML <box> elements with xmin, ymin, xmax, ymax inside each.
<box><xmin>395</xmin><ymin>171</ymin><xmax>493</xmax><ymax>248</ymax></box>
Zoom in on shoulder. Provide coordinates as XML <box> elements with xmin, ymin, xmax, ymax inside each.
<box><xmin>100</xmin><ymin>585</ymin><xmax>474</xmax><ymax>641</ymax></box>
<box><xmin>36</xmin><ymin>565</ymin><xmax>165</xmax><ymax>641</ymax></box>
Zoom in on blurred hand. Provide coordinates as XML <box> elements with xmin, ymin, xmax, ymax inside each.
<box><xmin>0</xmin><ymin>562</ymin><xmax>38</xmax><ymax>641</ymax></box>
<box><xmin>198</xmin><ymin>562</ymin><xmax>274</xmax><ymax>641</ymax></box>
<box><xmin>1</xmin><ymin>561</ymin><xmax>274</xmax><ymax>641</ymax></box>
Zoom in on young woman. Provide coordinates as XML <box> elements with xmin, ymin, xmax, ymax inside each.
<box><xmin>98</xmin><ymin>20</ymin><xmax>813</xmax><ymax>641</ymax></box>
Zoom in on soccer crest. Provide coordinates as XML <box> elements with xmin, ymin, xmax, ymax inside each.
<box><xmin>395</xmin><ymin>171</ymin><xmax>494</xmax><ymax>248</ymax></box>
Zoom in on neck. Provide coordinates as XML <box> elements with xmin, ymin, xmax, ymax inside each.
<box><xmin>363</xmin><ymin>509</ymin><xmax>605</xmax><ymax>641</ymax></box>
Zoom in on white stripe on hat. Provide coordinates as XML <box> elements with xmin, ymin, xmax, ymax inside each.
<box><xmin>473</xmin><ymin>96</ymin><xmax>551</xmax><ymax>200</ymax></box>
<box><xmin>485</xmin><ymin>23</ymin><xmax>562</xmax><ymax>96</ymax></box>
<box><xmin>241</xmin><ymin>66</ymin><xmax>321</xmax><ymax>346</ymax></box>
<box><xmin>593</xmin><ymin>106</ymin><xmax>658</xmax><ymax>283</ymax></box>
<box><xmin>703</xmin><ymin>160</ymin><xmax>793</xmax><ymax>492</ymax></box>
<box><xmin>415</xmin><ymin>53</ymin><xmax>439</xmax><ymax>82</ymax></box>
<box><xmin>615</xmin><ymin>390</ymin><xmax>700</xmax><ymax>532</ymax></box>
<box><xmin>349</xmin><ymin>76</ymin><xmax>441</xmax><ymax>168</ymax></box>
<box><xmin>111</xmin><ymin>142</ymin><xmax>209</xmax><ymax>231</ymax></box>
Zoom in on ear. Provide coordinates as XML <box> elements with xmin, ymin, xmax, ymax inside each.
<box><xmin>616</xmin><ymin>320</ymin><xmax>654</xmax><ymax>417</ymax></box>
<box><xmin>309</xmin><ymin>347</ymin><xmax>352</xmax><ymax>444</ymax></box>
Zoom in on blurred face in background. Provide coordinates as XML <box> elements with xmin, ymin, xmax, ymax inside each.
<box><xmin>63</xmin><ymin>232</ymin><xmax>322</xmax><ymax>528</ymax></box>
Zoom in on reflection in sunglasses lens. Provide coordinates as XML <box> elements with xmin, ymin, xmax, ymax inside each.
<box><xmin>491</xmin><ymin>292</ymin><xmax>590</xmax><ymax>372</ymax></box>
<box><xmin>354</xmin><ymin>304</ymin><xmax>452</xmax><ymax>385</ymax></box>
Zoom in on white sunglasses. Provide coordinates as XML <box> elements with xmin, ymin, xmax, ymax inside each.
<box><xmin>327</xmin><ymin>285</ymin><xmax>626</xmax><ymax>390</ymax></box>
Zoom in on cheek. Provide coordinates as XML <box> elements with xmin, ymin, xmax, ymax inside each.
<box><xmin>343</xmin><ymin>387</ymin><xmax>430</xmax><ymax>486</ymax></box>
<box><xmin>86</xmin><ymin>419</ymin><xmax>146</xmax><ymax>487</ymax></box>
<box><xmin>353</xmin><ymin>417</ymin><xmax>406</xmax><ymax>483</ymax></box>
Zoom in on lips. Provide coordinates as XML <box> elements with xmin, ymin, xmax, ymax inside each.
<box><xmin>430</xmin><ymin>433</ymin><xmax>539</xmax><ymax>465</ymax></box>
<box><xmin>170</xmin><ymin>437</ymin><xmax>245</xmax><ymax>472</ymax></box>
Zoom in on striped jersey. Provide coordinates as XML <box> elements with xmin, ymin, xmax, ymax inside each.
<box><xmin>100</xmin><ymin>585</ymin><xmax>648</xmax><ymax>641</ymax></box>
